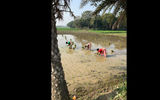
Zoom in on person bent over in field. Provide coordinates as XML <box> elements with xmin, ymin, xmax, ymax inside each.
<box><xmin>97</xmin><ymin>48</ymin><xmax>107</xmax><ymax>57</ymax></box>
<box><xmin>66</xmin><ymin>41</ymin><xmax>71</xmax><ymax>46</ymax></box>
<box><xmin>66</xmin><ymin>41</ymin><xmax>72</xmax><ymax>49</ymax></box>
<box><xmin>66</xmin><ymin>40</ymin><xmax>76</xmax><ymax>49</ymax></box>
<box><xmin>82</xmin><ymin>42</ymin><xmax>91</xmax><ymax>50</ymax></box>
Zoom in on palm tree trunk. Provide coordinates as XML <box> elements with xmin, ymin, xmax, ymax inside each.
<box><xmin>51</xmin><ymin>7</ymin><xmax>70</xmax><ymax>100</ymax></box>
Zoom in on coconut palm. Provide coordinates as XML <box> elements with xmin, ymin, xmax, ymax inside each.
<box><xmin>51</xmin><ymin>0</ymin><xmax>75</xmax><ymax>100</ymax></box>
<box><xmin>80</xmin><ymin>0</ymin><xmax>127</xmax><ymax>30</ymax></box>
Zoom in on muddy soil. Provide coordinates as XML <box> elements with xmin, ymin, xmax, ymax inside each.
<box><xmin>57</xmin><ymin>33</ymin><xmax>127</xmax><ymax>99</ymax></box>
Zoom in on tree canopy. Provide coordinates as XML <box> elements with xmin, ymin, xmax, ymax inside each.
<box><xmin>67</xmin><ymin>11</ymin><xmax>126</xmax><ymax>30</ymax></box>
<box><xmin>80</xmin><ymin>0</ymin><xmax>127</xmax><ymax>30</ymax></box>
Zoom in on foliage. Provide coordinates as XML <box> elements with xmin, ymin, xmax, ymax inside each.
<box><xmin>67</xmin><ymin>11</ymin><xmax>126</xmax><ymax>30</ymax></box>
<box><xmin>113</xmin><ymin>81</ymin><xmax>127</xmax><ymax>100</ymax></box>
<box><xmin>57</xmin><ymin>27</ymin><xmax>127</xmax><ymax>37</ymax></box>
<box><xmin>52</xmin><ymin>0</ymin><xmax>75</xmax><ymax>20</ymax></box>
<box><xmin>80</xmin><ymin>0</ymin><xmax>127</xmax><ymax>30</ymax></box>
<box><xmin>67</xmin><ymin>21</ymin><xmax>75</xmax><ymax>28</ymax></box>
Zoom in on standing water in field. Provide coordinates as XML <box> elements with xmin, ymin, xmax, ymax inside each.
<box><xmin>57</xmin><ymin>34</ymin><xmax>126</xmax><ymax>55</ymax></box>
<box><xmin>57</xmin><ymin>33</ymin><xmax>126</xmax><ymax>94</ymax></box>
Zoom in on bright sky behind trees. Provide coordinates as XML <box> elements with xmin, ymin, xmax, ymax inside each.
<box><xmin>56</xmin><ymin>0</ymin><xmax>115</xmax><ymax>26</ymax></box>
<box><xmin>56</xmin><ymin>0</ymin><xmax>96</xmax><ymax>26</ymax></box>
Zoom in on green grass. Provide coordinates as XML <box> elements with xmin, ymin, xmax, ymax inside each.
<box><xmin>88</xmin><ymin>29</ymin><xmax>126</xmax><ymax>37</ymax></box>
<box><xmin>89</xmin><ymin>30</ymin><xmax>126</xmax><ymax>33</ymax></box>
<box><xmin>57</xmin><ymin>27</ymin><xmax>126</xmax><ymax>37</ymax></box>
<box><xmin>57</xmin><ymin>27</ymin><xmax>79</xmax><ymax>31</ymax></box>
<box><xmin>113</xmin><ymin>81</ymin><xmax>127</xmax><ymax>100</ymax></box>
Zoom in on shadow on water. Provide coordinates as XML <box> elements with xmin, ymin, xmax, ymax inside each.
<box><xmin>106</xmin><ymin>55</ymin><xmax>116</xmax><ymax>58</ymax></box>
<box><xmin>96</xmin><ymin>54</ymin><xmax>116</xmax><ymax>59</ymax></box>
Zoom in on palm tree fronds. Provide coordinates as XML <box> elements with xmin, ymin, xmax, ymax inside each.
<box><xmin>92</xmin><ymin>0</ymin><xmax>117</xmax><ymax>15</ymax></box>
<box><xmin>80</xmin><ymin>0</ymin><xmax>127</xmax><ymax>30</ymax></box>
<box><xmin>80</xmin><ymin>0</ymin><xmax>90</xmax><ymax>8</ymax></box>
<box><xmin>112</xmin><ymin>10</ymin><xmax>126</xmax><ymax>30</ymax></box>
<box><xmin>52</xmin><ymin>0</ymin><xmax>75</xmax><ymax>21</ymax></box>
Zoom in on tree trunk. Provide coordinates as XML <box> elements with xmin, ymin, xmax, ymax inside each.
<box><xmin>51</xmin><ymin>7</ymin><xmax>70</xmax><ymax>100</ymax></box>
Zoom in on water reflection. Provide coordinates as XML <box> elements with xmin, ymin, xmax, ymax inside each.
<box><xmin>57</xmin><ymin>34</ymin><xmax>126</xmax><ymax>55</ymax></box>
<box><xmin>72</xmin><ymin>33</ymin><xmax>126</xmax><ymax>50</ymax></box>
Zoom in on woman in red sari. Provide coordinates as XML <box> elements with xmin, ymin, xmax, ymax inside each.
<box><xmin>97</xmin><ymin>48</ymin><xmax>107</xmax><ymax>57</ymax></box>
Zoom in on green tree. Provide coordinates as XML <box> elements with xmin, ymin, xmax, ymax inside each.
<box><xmin>81</xmin><ymin>11</ymin><xmax>93</xmax><ymax>19</ymax></box>
<box><xmin>117</xmin><ymin>11</ymin><xmax>127</xmax><ymax>30</ymax></box>
<box><xmin>67</xmin><ymin>12</ymin><xmax>126</xmax><ymax>30</ymax></box>
<box><xmin>101</xmin><ymin>13</ymin><xmax>117</xmax><ymax>30</ymax></box>
<box><xmin>80</xmin><ymin>0</ymin><xmax>127</xmax><ymax>30</ymax></box>
<box><xmin>74</xmin><ymin>19</ymin><xmax>81</xmax><ymax>28</ymax></box>
<box><xmin>80</xmin><ymin>11</ymin><xmax>93</xmax><ymax>29</ymax></box>
<box><xmin>90</xmin><ymin>15</ymin><xmax>103</xmax><ymax>30</ymax></box>
<box><xmin>67</xmin><ymin>21</ymin><xmax>75</xmax><ymax>28</ymax></box>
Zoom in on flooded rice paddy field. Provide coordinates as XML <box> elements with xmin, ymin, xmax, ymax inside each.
<box><xmin>57</xmin><ymin>33</ymin><xmax>126</xmax><ymax>92</ymax></box>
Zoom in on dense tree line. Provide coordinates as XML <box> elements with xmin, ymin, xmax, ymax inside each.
<box><xmin>80</xmin><ymin>0</ymin><xmax>127</xmax><ymax>30</ymax></box>
<box><xmin>67</xmin><ymin>11</ymin><xmax>127</xmax><ymax>30</ymax></box>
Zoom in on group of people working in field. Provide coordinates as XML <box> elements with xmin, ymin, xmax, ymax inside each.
<box><xmin>66</xmin><ymin>39</ymin><xmax>113</xmax><ymax>57</ymax></box>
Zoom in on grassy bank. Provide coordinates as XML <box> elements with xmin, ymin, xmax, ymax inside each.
<box><xmin>57</xmin><ymin>27</ymin><xmax>127</xmax><ymax>37</ymax></box>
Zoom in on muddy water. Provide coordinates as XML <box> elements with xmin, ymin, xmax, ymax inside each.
<box><xmin>57</xmin><ymin>34</ymin><xmax>126</xmax><ymax>92</ymax></box>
